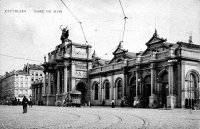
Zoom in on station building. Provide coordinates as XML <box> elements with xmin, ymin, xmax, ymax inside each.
<box><xmin>90</xmin><ymin>30</ymin><xmax>200</xmax><ymax>108</ymax></box>
<box><xmin>43</xmin><ymin>29</ymin><xmax>200</xmax><ymax>108</ymax></box>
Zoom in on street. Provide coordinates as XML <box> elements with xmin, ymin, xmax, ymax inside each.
<box><xmin>0</xmin><ymin>105</ymin><xmax>199</xmax><ymax>129</ymax></box>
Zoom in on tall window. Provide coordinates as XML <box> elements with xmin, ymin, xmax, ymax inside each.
<box><xmin>117</xmin><ymin>79</ymin><xmax>123</xmax><ymax>99</ymax></box>
<box><xmin>94</xmin><ymin>83</ymin><xmax>98</xmax><ymax>100</ymax></box>
<box><xmin>105</xmin><ymin>81</ymin><xmax>110</xmax><ymax>100</ymax></box>
<box><xmin>188</xmin><ymin>73</ymin><xmax>199</xmax><ymax>99</ymax></box>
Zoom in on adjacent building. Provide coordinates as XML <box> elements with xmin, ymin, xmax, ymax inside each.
<box><xmin>89</xmin><ymin>30</ymin><xmax>200</xmax><ymax>108</ymax></box>
<box><xmin>23</xmin><ymin>63</ymin><xmax>45</xmax><ymax>104</ymax></box>
<box><xmin>0</xmin><ymin>70</ymin><xmax>31</xmax><ymax>102</ymax></box>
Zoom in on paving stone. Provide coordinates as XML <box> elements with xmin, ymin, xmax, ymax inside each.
<box><xmin>0</xmin><ymin>105</ymin><xmax>199</xmax><ymax>129</ymax></box>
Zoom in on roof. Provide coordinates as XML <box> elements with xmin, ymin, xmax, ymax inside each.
<box><xmin>28</xmin><ymin>64</ymin><xmax>44</xmax><ymax>70</ymax></box>
<box><xmin>99</xmin><ymin>58</ymin><xmax>110</xmax><ymax>65</ymax></box>
<box><xmin>177</xmin><ymin>41</ymin><xmax>200</xmax><ymax>50</ymax></box>
<box><xmin>146</xmin><ymin>29</ymin><xmax>167</xmax><ymax>46</ymax></box>
<box><xmin>126</xmin><ymin>52</ymin><xmax>136</xmax><ymax>58</ymax></box>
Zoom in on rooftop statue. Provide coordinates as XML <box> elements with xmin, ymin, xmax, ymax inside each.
<box><xmin>60</xmin><ymin>25</ymin><xmax>69</xmax><ymax>43</ymax></box>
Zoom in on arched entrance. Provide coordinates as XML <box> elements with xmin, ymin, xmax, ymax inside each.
<box><xmin>94</xmin><ymin>83</ymin><xmax>98</xmax><ymax>100</ymax></box>
<box><xmin>116</xmin><ymin>79</ymin><xmax>123</xmax><ymax>100</ymax></box>
<box><xmin>159</xmin><ymin>71</ymin><xmax>168</xmax><ymax>108</ymax></box>
<box><xmin>76</xmin><ymin>82</ymin><xmax>86</xmax><ymax>104</ymax></box>
<box><xmin>129</xmin><ymin>77</ymin><xmax>136</xmax><ymax>106</ymax></box>
<box><xmin>104</xmin><ymin>81</ymin><xmax>110</xmax><ymax>100</ymax></box>
<box><xmin>185</xmin><ymin>71</ymin><xmax>200</xmax><ymax>109</ymax></box>
<box><xmin>142</xmin><ymin>75</ymin><xmax>151</xmax><ymax>108</ymax></box>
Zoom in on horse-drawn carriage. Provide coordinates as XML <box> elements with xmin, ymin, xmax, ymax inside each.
<box><xmin>63</xmin><ymin>90</ymin><xmax>81</xmax><ymax>107</ymax></box>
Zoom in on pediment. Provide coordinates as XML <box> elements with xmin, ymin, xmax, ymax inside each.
<box><xmin>146</xmin><ymin>29</ymin><xmax>167</xmax><ymax>46</ymax></box>
<box><xmin>113</xmin><ymin>48</ymin><xmax>127</xmax><ymax>55</ymax></box>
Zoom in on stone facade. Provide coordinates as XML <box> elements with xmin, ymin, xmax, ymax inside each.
<box><xmin>42</xmin><ymin>39</ymin><xmax>92</xmax><ymax>106</ymax></box>
<box><xmin>0</xmin><ymin>70</ymin><xmax>31</xmax><ymax>102</ymax></box>
<box><xmin>23</xmin><ymin>64</ymin><xmax>45</xmax><ymax>105</ymax></box>
<box><xmin>90</xmin><ymin>30</ymin><xmax>200</xmax><ymax>108</ymax></box>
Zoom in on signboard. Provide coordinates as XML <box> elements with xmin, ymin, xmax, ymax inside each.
<box><xmin>75</xmin><ymin>70</ymin><xmax>87</xmax><ymax>78</ymax></box>
<box><xmin>75</xmin><ymin>61</ymin><xmax>87</xmax><ymax>70</ymax></box>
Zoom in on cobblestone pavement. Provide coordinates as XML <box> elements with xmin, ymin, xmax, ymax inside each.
<box><xmin>0</xmin><ymin>105</ymin><xmax>199</xmax><ymax>129</ymax></box>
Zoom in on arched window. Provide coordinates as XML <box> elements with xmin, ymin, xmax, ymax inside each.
<box><xmin>117</xmin><ymin>79</ymin><xmax>123</xmax><ymax>99</ymax></box>
<box><xmin>105</xmin><ymin>81</ymin><xmax>110</xmax><ymax>100</ymax></box>
<box><xmin>188</xmin><ymin>73</ymin><xmax>198</xmax><ymax>99</ymax></box>
<box><xmin>94</xmin><ymin>83</ymin><xmax>98</xmax><ymax>100</ymax></box>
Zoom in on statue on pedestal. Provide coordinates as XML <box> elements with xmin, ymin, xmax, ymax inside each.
<box><xmin>60</xmin><ymin>25</ymin><xmax>69</xmax><ymax>43</ymax></box>
<box><xmin>44</xmin><ymin>56</ymin><xmax>46</xmax><ymax>62</ymax></box>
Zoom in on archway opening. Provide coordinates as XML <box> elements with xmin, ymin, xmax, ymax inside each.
<box><xmin>104</xmin><ymin>81</ymin><xmax>110</xmax><ymax>100</ymax></box>
<box><xmin>159</xmin><ymin>71</ymin><xmax>168</xmax><ymax>108</ymax></box>
<box><xmin>185</xmin><ymin>72</ymin><xmax>200</xmax><ymax>109</ymax></box>
<box><xmin>117</xmin><ymin>79</ymin><xmax>123</xmax><ymax>100</ymax></box>
<box><xmin>76</xmin><ymin>82</ymin><xmax>86</xmax><ymax>104</ymax></box>
<box><xmin>142</xmin><ymin>75</ymin><xmax>151</xmax><ymax>108</ymax></box>
<box><xmin>129</xmin><ymin>77</ymin><xmax>136</xmax><ymax>105</ymax></box>
<box><xmin>94</xmin><ymin>83</ymin><xmax>98</xmax><ymax>100</ymax></box>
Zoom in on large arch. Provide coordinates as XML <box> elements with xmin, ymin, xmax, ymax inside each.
<box><xmin>76</xmin><ymin>81</ymin><xmax>86</xmax><ymax>104</ymax></box>
<box><xmin>128</xmin><ymin>76</ymin><xmax>136</xmax><ymax>106</ymax></box>
<box><xmin>103</xmin><ymin>80</ymin><xmax>110</xmax><ymax>100</ymax></box>
<box><xmin>185</xmin><ymin>70</ymin><xmax>200</xmax><ymax>108</ymax></box>
<box><xmin>158</xmin><ymin>70</ymin><xmax>168</xmax><ymax>108</ymax></box>
<box><xmin>142</xmin><ymin>75</ymin><xmax>151</xmax><ymax>108</ymax></box>
<box><xmin>92</xmin><ymin>81</ymin><xmax>99</xmax><ymax>100</ymax></box>
<box><xmin>115</xmin><ymin>78</ymin><xmax>123</xmax><ymax>100</ymax></box>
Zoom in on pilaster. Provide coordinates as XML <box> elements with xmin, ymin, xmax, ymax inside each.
<box><xmin>167</xmin><ymin>61</ymin><xmax>176</xmax><ymax>108</ymax></box>
<box><xmin>149</xmin><ymin>63</ymin><xmax>158</xmax><ymax>108</ymax></box>
<box><xmin>64</xmin><ymin>66</ymin><xmax>68</xmax><ymax>93</ymax></box>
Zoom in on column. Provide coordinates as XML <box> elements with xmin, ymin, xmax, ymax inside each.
<box><xmin>38</xmin><ymin>86</ymin><xmax>40</xmax><ymax>101</ymax></box>
<box><xmin>35</xmin><ymin>86</ymin><xmax>38</xmax><ymax>101</ymax></box>
<box><xmin>33</xmin><ymin>88</ymin><xmax>35</xmax><ymax>100</ymax></box>
<box><xmin>43</xmin><ymin>73</ymin><xmax>46</xmax><ymax>95</ymax></box>
<box><xmin>150</xmin><ymin>63</ymin><xmax>155</xmax><ymax>96</ymax></box>
<box><xmin>64</xmin><ymin>67</ymin><xmax>68</xmax><ymax>93</ymax></box>
<box><xmin>168</xmin><ymin>64</ymin><xmax>174</xmax><ymax>95</ymax></box>
<box><xmin>136</xmin><ymin>68</ymin><xmax>139</xmax><ymax>98</ymax></box>
<box><xmin>99</xmin><ymin>75</ymin><xmax>103</xmax><ymax>102</ymax></box>
<box><xmin>47</xmin><ymin>72</ymin><xmax>51</xmax><ymax>106</ymax></box>
<box><xmin>57</xmin><ymin>70</ymin><xmax>60</xmax><ymax>94</ymax></box>
<box><xmin>111</xmin><ymin>73</ymin><xmax>114</xmax><ymax>100</ymax></box>
<box><xmin>167</xmin><ymin>62</ymin><xmax>176</xmax><ymax>108</ymax></box>
<box><xmin>48</xmin><ymin>73</ymin><xmax>51</xmax><ymax>94</ymax></box>
<box><xmin>149</xmin><ymin>63</ymin><xmax>157</xmax><ymax>108</ymax></box>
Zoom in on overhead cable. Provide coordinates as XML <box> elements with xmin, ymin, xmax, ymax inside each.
<box><xmin>118</xmin><ymin>0</ymin><xmax>128</xmax><ymax>43</ymax></box>
<box><xmin>61</xmin><ymin>0</ymin><xmax>88</xmax><ymax>44</ymax></box>
<box><xmin>0</xmin><ymin>53</ymin><xmax>43</xmax><ymax>62</ymax></box>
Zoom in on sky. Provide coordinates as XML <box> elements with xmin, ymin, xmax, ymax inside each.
<box><xmin>0</xmin><ymin>0</ymin><xmax>200</xmax><ymax>75</ymax></box>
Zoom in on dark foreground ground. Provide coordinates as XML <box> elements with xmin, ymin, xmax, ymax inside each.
<box><xmin>0</xmin><ymin>105</ymin><xmax>199</xmax><ymax>129</ymax></box>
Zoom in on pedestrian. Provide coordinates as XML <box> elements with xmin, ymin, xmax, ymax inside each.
<box><xmin>22</xmin><ymin>96</ymin><xmax>28</xmax><ymax>113</ymax></box>
<box><xmin>111</xmin><ymin>99</ymin><xmax>115</xmax><ymax>108</ymax></box>
<box><xmin>29</xmin><ymin>99</ymin><xmax>33</xmax><ymax>108</ymax></box>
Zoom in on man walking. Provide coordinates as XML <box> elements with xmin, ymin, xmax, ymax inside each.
<box><xmin>22</xmin><ymin>96</ymin><xmax>28</xmax><ymax>113</ymax></box>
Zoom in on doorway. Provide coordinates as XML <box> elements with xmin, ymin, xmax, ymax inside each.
<box><xmin>76</xmin><ymin>82</ymin><xmax>86</xmax><ymax>104</ymax></box>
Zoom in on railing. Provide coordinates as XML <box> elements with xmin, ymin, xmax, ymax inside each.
<box><xmin>127</xmin><ymin>58</ymin><xmax>136</xmax><ymax>66</ymax></box>
<box><xmin>90</xmin><ymin>62</ymin><xmax>125</xmax><ymax>74</ymax></box>
<box><xmin>157</xmin><ymin>51</ymin><xmax>169</xmax><ymax>59</ymax></box>
<box><xmin>113</xmin><ymin>62</ymin><xmax>124</xmax><ymax>69</ymax></box>
<box><xmin>141</xmin><ymin>55</ymin><xmax>151</xmax><ymax>63</ymax></box>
